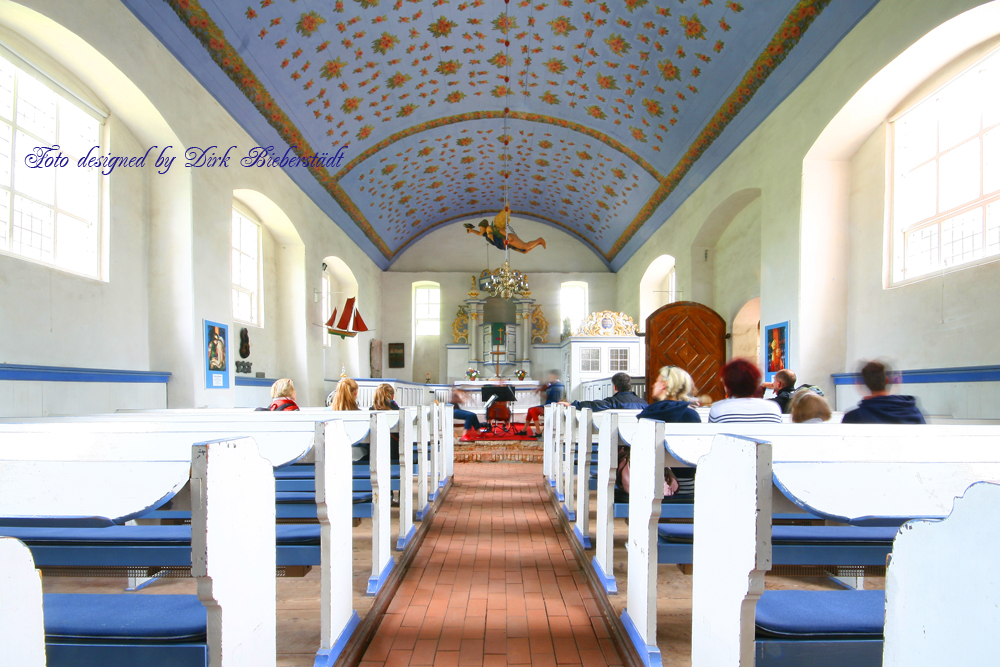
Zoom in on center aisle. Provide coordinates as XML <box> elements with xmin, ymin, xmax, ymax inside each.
<box><xmin>360</xmin><ymin>461</ymin><xmax>624</xmax><ymax>667</ymax></box>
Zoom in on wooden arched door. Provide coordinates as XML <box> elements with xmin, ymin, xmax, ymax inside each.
<box><xmin>645</xmin><ymin>302</ymin><xmax>727</xmax><ymax>403</ymax></box>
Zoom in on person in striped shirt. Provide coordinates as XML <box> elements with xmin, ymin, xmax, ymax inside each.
<box><xmin>708</xmin><ymin>358</ymin><xmax>782</xmax><ymax>423</ymax></box>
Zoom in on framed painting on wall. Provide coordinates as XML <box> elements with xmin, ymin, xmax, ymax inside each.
<box><xmin>204</xmin><ymin>320</ymin><xmax>230</xmax><ymax>389</ymax></box>
<box><xmin>388</xmin><ymin>343</ymin><xmax>404</xmax><ymax>369</ymax></box>
<box><xmin>763</xmin><ymin>321</ymin><xmax>788</xmax><ymax>383</ymax></box>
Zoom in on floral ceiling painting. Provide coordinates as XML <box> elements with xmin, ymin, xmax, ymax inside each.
<box><xmin>125</xmin><ymin>0</ymin><xmax>878</xmax><ymax>270</ymax></box>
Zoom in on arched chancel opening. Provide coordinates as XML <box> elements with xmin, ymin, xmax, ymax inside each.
<box><xmin>639</xmin><ymin>255</ymin><xmax>676</xmax><ymax>333</ymax></box>
<box><xmin>731</xmin><ymin>297</ymin><xmax>761</xmax><ymax>364</ymax></box>
<box><xmin>322</xmin><ymin>255</ymin><xmax>361</xmax><ymax>380</ymax></box>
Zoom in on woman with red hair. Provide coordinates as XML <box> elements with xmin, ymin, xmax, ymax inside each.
<box><xmin>708</xmin><ymin>358</ymin><xmax>782</xmax><ymax>423</ymax></box>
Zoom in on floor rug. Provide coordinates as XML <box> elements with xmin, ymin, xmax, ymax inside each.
<box><xmin>458</xmin><ymin>423</ymin><xmax>539</xmax><ymax>442</ymax></box>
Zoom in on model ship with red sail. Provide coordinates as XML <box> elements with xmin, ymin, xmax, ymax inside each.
<box><xmin>326</xmin><ymin>297</ymin><xmax>369</xmax><ymax>338</ymax></box>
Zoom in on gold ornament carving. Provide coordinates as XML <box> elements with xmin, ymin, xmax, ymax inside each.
<box><xmin>578</xmin><ymin>311</ymin><xmax>638</xmax><ymax>336</ymax></box>
<box><xmin>452</xmin><ymin>305</ymin><xmax>469</xmax><ymax>343</ymax></box>
<box><xmin>530</xmin><ymin>305</ymin><xmax>549</xmax><ymax>344</ymax></box>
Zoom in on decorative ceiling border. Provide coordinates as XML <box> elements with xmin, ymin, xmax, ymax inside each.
<box><xmin>607</xmin><ymin>0</ymin><xmax>832</xmax><ymax>260</ymax></box>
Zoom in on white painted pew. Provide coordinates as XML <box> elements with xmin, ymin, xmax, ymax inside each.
<box><xmin>0</xmin><ymin>538</ymin><xmax>46</xmax><ymax>666</ymax></box>
<box><xmin>690</xmin><ymin>435</ymin><xmax>1000</xmax><ymax>667</ymax></box>
<box><xmin>0</xmin><ymin>423</ymin><xmax>360</xmax><ymax>667</ymax></box>
<box><xmin>591</xmin><ymin>410</ymin><xmax>641</xmax><ymax>593</ymax></box>
<box><xmin>621</xmin><ymin>424</ymin><xmax>1000</xmax><ymax>667</ymax></box>
<box><xmin>0</xmin><ymin>413</ymin><xmax>405</xmax><ymax>581</ymax></box>
<box><xmin>0</xmin><ymin>436</ymin><xmax>277</xmax><ymax>667</ymax></box>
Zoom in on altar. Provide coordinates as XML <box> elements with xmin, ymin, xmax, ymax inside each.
<box><xmin>452</xmin><ymin>380</ymin><xmax>540</xmax><ymax>414</ymax></box>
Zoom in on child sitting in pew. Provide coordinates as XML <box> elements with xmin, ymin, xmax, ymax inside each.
<box><xmin>790</xmin><ymin>390</ymin><xmax>832</xmax><ymax>423</ymax></box>
<box><xmin>267</xmin><ymin>378</ymin><xmax>300</xmax><ymax>411</ymax></box>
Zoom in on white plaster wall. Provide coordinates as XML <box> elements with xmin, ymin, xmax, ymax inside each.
<box><xmin>0</xmin><ymin>0</ymin><xmax>382</xmax><ymax>411</ymax></box>
<box><xmin>616</xmin><ymin>0</ymin><xmax>998</xmax><ymax>392</ymax></box>
<box><xmin>0</xmin><ymin>114</ymin><xmax>150</xmax><ymax>370</ymax></box>
<box><xmin>712</xmin><ymin>198</ymin><xmax>761</xmax><ymax>333</ymax></box>
<box><xmin>846</xmin><ymin>127</ymin><xmax>1000</xmax><ymax>371</ymax></box>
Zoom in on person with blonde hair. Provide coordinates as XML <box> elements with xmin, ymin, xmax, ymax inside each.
<box><xmin>637</xmin><ymin>366</ymin><xmax>700</xmax><ymax>423</ymax></box>
<box><xmin>790</xmin><ymin>389</ymin><xmax>832</xmax><ymax>423</ymax></box>
<box><xmin>371</xmin><ymin>383</ymin><xmax>399</xmax><ymax>411</ymax></box>
<box><xmin>329</xmin><ymin>377</ymin><xmax>359</xmax><ymax>411</ymax></box>
<box><xmin>268</xmin><ymin>378</ymin><xmax>299</xmax><ymax>411</ymax></box>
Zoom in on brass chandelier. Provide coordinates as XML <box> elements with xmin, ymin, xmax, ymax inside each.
<box><xmin>483</xmin><ymin>0</ymin><xmax>530</xmax><ymax>302</ymax></box>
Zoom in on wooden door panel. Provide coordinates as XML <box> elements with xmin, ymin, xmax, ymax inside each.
<box><xmin>645</xmin><ymin>302</ymin><xmax>727</xmax><ymax>403</ymax></box>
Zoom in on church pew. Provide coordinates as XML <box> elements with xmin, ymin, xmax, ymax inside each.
<box><xmin>0</xmin><ymin>415</ymin><xmax>399</xmax><ymax>592</ymax></box>
<box><xmin>692</xmin><ymin>434</ymin><xmax>1000</xmax><ymax>667</ymax></box>
<box><xmin>0</xmin><ymin>412</ymin><xmax>415</xmax><ymax>579</ymax></box>
<box><xmin>622</xmin><ymin>424</ymin><xmax>1000</xmax><ymax>667</ymax></box>
<box><xmin>0</xmin><ymin>436</ymin><xmax>279</xmax><ymax>667</ymax></box>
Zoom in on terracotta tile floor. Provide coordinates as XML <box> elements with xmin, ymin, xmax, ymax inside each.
<box><xmin>360</xmin><ymin>462</ymin><xmax>623</xmax><ymax>667</ymax></box>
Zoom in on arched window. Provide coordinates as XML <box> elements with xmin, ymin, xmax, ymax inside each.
<box><xmin>560</xmin><ymin>281</ymin><xmax>588</xmax><ymax>336</ymax></box>
<box><xmin>231</xmin><ymin>205</ymin><xmax>262</xmax><ymax>326</ymax></box>
<box><xmin>413</xmin><ymin>282</ymin><xmax>440</xmax><ymax>336</ymax></box>
<box><xmin>0</xmin><ymin>47</ymin><xmax>105</xmax><ymax>277</ymax></box>
<box><xmin>890</xmin><ymin>47</ymin><xmax>1000</xmax><ymax>283</ymax></box>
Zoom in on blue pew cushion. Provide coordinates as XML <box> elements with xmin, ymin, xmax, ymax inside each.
<box><xmin>274</xmin><ymin>464</ymin><xmax>315</xmax><ymax>479</ymax></box>
<box><xmin>755</xmin><ymin>590</ymin><xmax>885</xmax><ymax>638</ymax></box>
<box><xmin>657</xmin><ymin>524</ymin><xmax>898</xmax><ymax>545</ymax></box>
<box><xmin>1</xmin><ymin>524</ymin><xmax>320</xmax><ymax>545</ymax></box>
<box><xmin>44</xmin><ymin>594</ymin><xmax>207</xmax><ymax>643</ymax></box>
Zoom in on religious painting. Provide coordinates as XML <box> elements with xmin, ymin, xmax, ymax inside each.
<box><xmin>763</xmin><ymin>321</ymin><xmax>788</xmax><ymax>383</ymax></box>
<box><xmin>388</xmin><ymin>343</ymin><xmax>405</xmax><ymax>369</ymax></box>
<box><xmin>204</xmin><ymin>320</ymin><xmax>230</xmax><ymax>389</ymax></box>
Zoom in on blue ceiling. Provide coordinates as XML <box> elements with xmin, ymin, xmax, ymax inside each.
<box><xmin>124</xmin><ymin>0</ymin><xmax>878</xmax><ymax>270</ymax></box>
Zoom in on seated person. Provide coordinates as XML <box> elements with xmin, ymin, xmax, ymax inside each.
<box><xmin>525</xmin><ymin>370</ymin><xmax>565</xmax><ymax>436</ymax></box>
<box><xmin>452</xmin><ymin>389</ymin><xmax>486</xmax><ymax>440</ymax></box>
<box><xmin>565</xmin><ymin>372</ymin><xmax>646</xmax><ymax>412</ymax></box>
<box><xmin>842</xmin><ymin>360</ymin><xmax>925</xmax><ymax>424</ymax></box>
<box><xmin>329</xmin><ymin>377</ymin><xmax>359</xmax><ymax>411</ymax></box>
<box><xmin>371</xmin><ymin>383</ymin><xmax>400</xmax><ymax>464</ymax></box>
<box><xmin>708</xmin><ymin>359</ymin><xmax>782</xmax><ymax>423</ymax></box>
<box><xmin>370</xmin><ymin>383</ymin><xmax>400</xmax><ymax>411</ymax></box>
<box><xmin>764</xmin><ymin>369</ymin><xmax>797</xmax><ymax>414</ymax></box>
<box><xmin>638</xmin><ymin>366</ymin><xmax>700</xmax><ymax>423</ymax></box>
<box><xmin>267</xmin><ymin>378</ymin><xmax>299</xmax><ymax>411</ymax></box>
<box><xmin>790</xmin><ymin>389</ymin><xmax>832</xmax><ymax>423</ymax></box>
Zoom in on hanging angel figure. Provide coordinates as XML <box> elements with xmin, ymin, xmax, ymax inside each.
<box><xmin>464</xmin><ymin>205</ymin><xmax>546</xmax><ymax>253</ymax></box>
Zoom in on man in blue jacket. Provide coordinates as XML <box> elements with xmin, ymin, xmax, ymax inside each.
<box><xmin>568</xmin><ymin>372</ymin><xmax>647</xmax><ymax>412</ymax></box>
<box><xmin>842</xmin><ymin>360</ymin><xmax>925</xmax><ymax>424</ymax></box>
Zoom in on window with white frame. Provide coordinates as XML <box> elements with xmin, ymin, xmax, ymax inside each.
<box><xmin>0</xmin><ymin>51</ymin><xmax>104</xmax><ymax>277</ymax></box>
<box><xmin>321</xmin><ymin>271</ymin><xmax>332</xmax><ymax>347</ymax></box>
<box><xmin>890</xmin><ymin>48</ymin><xmax>1000</xmax><ymax>283</ymax></box>
<box><xmin>231</xmin><ymin>207</ymin><xmax>262</xmax><ymax>326</ymax></box>
<box><xmin>414</xmin><ymin>284</ymin><xmax>440</xmax><ymax>336</ymax></box>
<box><xmin>609</xmin><ymin>348</ymin><xmax>629</xmax><ymax>372</ymax></box>
<box><xmin>580</xmin><ymin>348</ymin><xmax>600</xmax><ymax>372</ymax></box>
<box><xmin>560</xmin><ymin>281</ymin><xmax>588</xmax><ymax>336</ymax></box>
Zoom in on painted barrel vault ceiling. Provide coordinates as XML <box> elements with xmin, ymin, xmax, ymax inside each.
<box><xmin>124</xmin><ymin>0</ymin><xmax>878</xmax><ymax>270</ymax></box>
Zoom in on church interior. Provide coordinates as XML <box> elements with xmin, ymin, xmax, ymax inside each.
<box><xmin>1</xmin><ymin>0</ymin><xmax>999</xmax><ymax>665</ymax></box>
